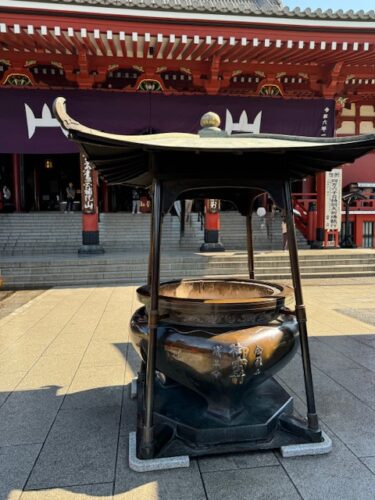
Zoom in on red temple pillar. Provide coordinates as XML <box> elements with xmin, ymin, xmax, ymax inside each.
<box><xmin>11</xmin><ymin>153</ymin><xmax>21</xmax><ymax>212</ymax></box>
<box><xmin>79</xmin><ymin>154</ymin><xmax>104</xmax><ymax>254</ymax></box>
<box><xmin>302</xmin><ymin>175</ymin><xmax>314</xmax><ymax>194</ymax></box>
<box><xmin>200</xmin><ymin>199</ymin><xmax>225</xmax><ymax>252</ymax></box>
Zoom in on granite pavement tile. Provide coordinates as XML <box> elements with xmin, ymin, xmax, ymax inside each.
<box><xmin>198</xmin><ymin>450</ymin><xmax>278</xmax><ymax>472</ymax></box>
<box><xmin>0</xmin><ymin>344</ymin><xmax>49</xmax><ymax>375</ymax></box>
<box><xmin>42</xmin><ymin>337</ymin><xmax>89</xmax><ymax>357</ymax></box>
<box><xmin>18</xmin><ymin>353</ymin><xmax>83</xmax><ymax>389</ymax></box>
<box><xmin>25</xmin><ymin>406</ymin><xmax>121</xmax><ymax>489</ymax></box>
<box><xmin>20</xmin><ymin>482</ymin><xmax>113</xmax><ymax>499</ymax></box>
<box><xmin>116</xmin><ymin>390</ymin><xmax>206</xmax><ymax>500</ymax></box>
<box><xmin>278</xmin><ymin>353</ymin><xmax>375</xmax><ymax>458</ymax></box>
<box><xmin>0</xmin><ymin>371</ymin><xmax>27</xmax><ymax>407</ymax></box>
<box><xmin>0</xmin><ymin>444</ymin><xmax>42</xmax><ymax>500</ymax></box>
<box><xmin>202</xmin><ymin>465</ymin><xmax>301</xmax><ymax>500</ymax></box>
<box><xmin>114</xmin><ymin>434</ymin><xmax>206</xmax><ymax>500</ymax></box>
<box><xmin>80</xmin><ymin>340</ymin><xmax>128</xmax><ymax>367</ymax></box>
<box><xmin>361</xmin><ymin>457</ymin><xmax>375</xmax><ymax>474</ymax></box>
<box><xmin>0</xmin><ymin>386</ymin><xmax>62</xmax><ymax>446</ymax></box>
<box><xmin>317</xmin><ymin>335</ymin><xmax>375</xmax><ymax>373</ymax></box>
<box><xmin>279</xmin><ymin>429</ymin><xmax>375</xmax><ymax>500</ymax></box>
<box><xmin>307</xmin><ymin>338</ymin><xmax>375</xmax><ymax>411</ymax></box>
<box><xmin>61</xmin><ymin>364</ymin><xmax>125</xmax><ymax>410</ymax></box>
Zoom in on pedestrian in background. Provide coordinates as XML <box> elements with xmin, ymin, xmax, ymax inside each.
<box><xmin>3</xmin><ymin>185</ymin><xmax>11</xmax><ymax>203</ymax></box>
<box><xmin>282</xmin><ymin>218</ymin><xmax>288</xmax><ymax>250</ymax></box>
<box><xmin>132</xmin><ymin>188</ymin><xmax>140</xmax><ymax>214</ymax></box>
<box><xmin>65</xmin><ymin>182</ymin><xmax>75</xmax><ymax>213</ymax></box>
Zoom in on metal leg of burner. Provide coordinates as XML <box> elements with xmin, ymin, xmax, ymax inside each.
<box><xmin>147</xmin><ymin>214</ymin><xmax>153</xmax><ymax>288</ymax></box>
<box><xmin>140</xmin><ymin>178</ymin><xmax>163</xmax><ymax>459</ymax></box>
<box><xmin>283</xmin><ymin>180</ymin><xmax>320</xmax><ymax>431</ymax></box>
<box><xmin>246</xmin><ymin>213</ymin><xmax>255</xmax><ymax>280</ymax></box>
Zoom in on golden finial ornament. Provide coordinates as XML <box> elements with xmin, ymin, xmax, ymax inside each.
<box><xmin>200</xmin><ymin>112</ymin><xmax>221</xmax><ymax>129</ymax></box>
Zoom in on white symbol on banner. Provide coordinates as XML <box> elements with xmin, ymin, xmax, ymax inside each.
<box><xmin>225</xmin><ymin>110</ymin><xmax>262</xmax><ymax>134</ymax></box>
<box><xmin>24</xmin><ymin>103</ymin><xmax>69</xmax><ymax>139</ymax></box>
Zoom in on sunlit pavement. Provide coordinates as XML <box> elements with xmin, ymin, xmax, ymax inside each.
<box><xmin>0</xmin><ymin>279</ymin><xmax>375</xmax><ymax>499</ymax></box>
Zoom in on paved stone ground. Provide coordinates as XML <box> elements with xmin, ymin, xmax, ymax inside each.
<box><xmin>0</xmin><ymin>290</ymin><xmax>46</xmax><ymax>320</ymax></box>
<box><xmin>0</xmin><ymin>279</ymin><xmax>375</xmax><ymax>499</ymax></box>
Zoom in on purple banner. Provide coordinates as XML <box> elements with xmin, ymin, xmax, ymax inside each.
<box><xmin>0</xmin><ymin>88</ymin><xmax>335</xmax><ymax>154</ymax></box>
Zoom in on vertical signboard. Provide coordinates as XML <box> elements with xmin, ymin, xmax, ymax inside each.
<box><xmin>324</xmin><ymin>169</ymin><xmax>342</xmax><ymax>231</ymax></box>
<box><xmin>80</xmin><ymin>153</ymin><xmax>95</xmax><ymax>214</ymax></box>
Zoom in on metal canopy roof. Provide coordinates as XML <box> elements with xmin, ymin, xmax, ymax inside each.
<box><xmin>54</xmin><ymin>96</ymin><xmax>375</xmax><ymax>189</ymax></box>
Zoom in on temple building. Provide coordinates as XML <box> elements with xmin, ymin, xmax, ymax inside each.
<box><xmin>0</xmin><ymin>0</ymin><xmax>375</xmax><ymax>248</ymax></box>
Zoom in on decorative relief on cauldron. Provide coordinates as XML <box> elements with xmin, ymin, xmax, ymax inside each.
<box><xmin>254</xmin><ymin>345</ymin><xmax>264</xmax><ymax>375</ymax></box>
<box><xmin>229</xmin><ymin>343</ymin><xmax>249</xmax><ymax>385</ymax></box>
<box><xmin>212</xmin><ymin>345</ymin><xmax>223</xmax><ymax>379</ymax></box>
<box><xmin>166</xmin><ymin>345</ymin><xmax>183</xmax><ymax>361</ymax></box>
<box><xmin>167</xmin><ymin>310</ymin><xmax>277</xmax><ymax>327</ymax></box>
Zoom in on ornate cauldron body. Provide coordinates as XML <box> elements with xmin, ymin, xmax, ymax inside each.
<box><xmin>130</xmin><ymin>279</ymin><xmax>298</xmax><ymax>420</ymax></box>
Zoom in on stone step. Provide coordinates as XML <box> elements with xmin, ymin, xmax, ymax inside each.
<box><xmin>5</xmin><ymin>269</ymin><xmax>375</xmax><ymax>289</ymax></box>
<box><xmin>0</xmin><ymin>212</ymin><xmax>307</xmax><ymax>255</ymax></box>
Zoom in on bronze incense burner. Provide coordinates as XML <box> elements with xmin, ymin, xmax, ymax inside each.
<box><xmin>54</xmin><ymin>98</ymin><xmax>375</xmax><ymax>462</ymax></box>
<box><xmin>136</xmin><ymin>278</ymin><xmax>292</xmax><ymax>327</ymax></box>
<box><xmin>131</xmin><ymin>278</ymin><xmax>297</xmax><ymax>420</ymax></box>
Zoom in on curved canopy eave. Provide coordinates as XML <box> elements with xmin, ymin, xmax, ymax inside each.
<box><xmin>53</xmin><ymin>97</ymin><xmax>375</xmax><ymax>187</ymax></box>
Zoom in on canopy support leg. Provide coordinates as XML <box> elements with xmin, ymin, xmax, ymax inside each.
<box><xmin>283</xmin><ymin>180</ymin><xmax>319</xmax><ymax>431</ymax></box>
<box><xmin>141</xmin><ymin>178</ymin><xmax>163</xmax><ymax>459</ymax></box>
<box><xmin>246</xmin><ymin>213</ymin><xmax>255</xmax><ymax>280</ymax></box>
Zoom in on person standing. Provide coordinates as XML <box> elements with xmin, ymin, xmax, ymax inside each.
<box><xmin>3</xmin><ymin>185</ymin><xmax>11</xmax><ymax>203</ymax></box>
<box><xmin>282</xmin><ymin>217</ymin><xmax>288</xmax><ymax>250</ymax></box>
<box><xmin>2</xmin><ymin>185</ymin><xmax>11</xmax><ymax>212</ymax></box>
<box><xmin>132</xmin><ymin>188</ymin><xmax>140</xmax><ymax>214</ymax></box>
<box><xmin>65</xmin><ymin>182</ymin><xmax>75</xmax><ymax>213</ymax></box>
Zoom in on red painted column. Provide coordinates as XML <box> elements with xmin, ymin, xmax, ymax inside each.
<box><xmin>200</xmin><ymin>199</ymin><xmax>225</xmax><ymax>252</ymax></box>
<box><xmin>302</xmin><ymin>175</ymin><xmax>314</xmax><ymax>194</ymax></box>
<box><xmin>79</xmin><ymin>153</ymin><xmax>104</xmax><ymax>254</ymax></box>
<box><xmin>11</xmin><ymin>153</ymin><xmax>21</xmax><ymax>212</ymax></box>
<box><xmin>307</xmin><ymin>202</ymin><xmax>317</xmax><ymax>244</ymax></box>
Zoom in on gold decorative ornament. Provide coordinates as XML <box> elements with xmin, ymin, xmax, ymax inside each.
<box><xmin>133</xmin><ymin>65</ymin><xmax>144</xmax><ymax>73</ymax></box>
<box><xmin>259</xmin><ymin>84</ymin><xmax>282</xmax><ymax>96</ymax></box>
<box><xmin>51</xmin><ymin>61</ymin><xmax>63</xmax><ymax>69</ymax></box>
<box><xmin>3</xmin><ymin>73</ymin><xmax>33</xmax><ymax>86</ymax></box>
<box><xmin>137</xmin><ymin>79</ymin><xmax>162</xmax><ymax>92</ymax></box>
<box><xmin>200</xmin><ymin>111</ymin><xmax>221</xmax><ymax>129</ymax></box>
